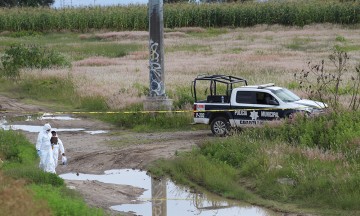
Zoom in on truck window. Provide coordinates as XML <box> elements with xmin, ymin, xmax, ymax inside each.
<box><xmin>258</xmin><ymin>92</ymin><xmax>277</xmax><ymax>105</ymax></box>
<box><xmin>237</xmin><ymin>91</ymin><xmax>276</xmax><ymax>105</ymax></box>
<box><xmin>270</xmin><ymin>88</ymin><xmax>300</xmax><ymax>102</ymax></box>
<box><xmin>236</xmin><ymin>91</ymin><xmax>256</xmax><ymax>104</ymax></box>
<box><xmin>256</xmin><ymin>92</ymin><xmax>265</xmax><ymax>104</ymax></box>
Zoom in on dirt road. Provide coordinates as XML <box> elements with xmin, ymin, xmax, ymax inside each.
<box><xmin>0</xmin><ymin>95</ymin><xmax>211</xmax><ymax>215</ymax></box>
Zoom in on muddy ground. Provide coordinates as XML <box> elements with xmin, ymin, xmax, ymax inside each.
<box><xmin>1</xmin><ymin>95</ymin><xmax>212</xmax><ymax>215</ymax></box>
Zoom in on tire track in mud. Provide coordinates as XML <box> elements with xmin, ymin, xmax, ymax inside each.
<box><xmin>57</xmin><ymin>130</ymin><xmax>212</xmax><ymax>175</ymax></box>
<box><xmin>1</xmin><ymin>94</ymin><xmax>213</xmax><ymax>213</ymax></box>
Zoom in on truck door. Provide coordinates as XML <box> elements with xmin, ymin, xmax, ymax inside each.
<box><xmin>231</xmin><ymin>91</ymin><xmax>281</xmax><ymax>126</ymax></box>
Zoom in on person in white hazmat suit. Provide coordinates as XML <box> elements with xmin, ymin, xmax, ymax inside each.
<box><xmin>50</xmin><ymin>131</ymin><xmax>65</xmax><ymax>168</ymax></box>
<box><xmin>36</xmin><ymin>123</ymin><xmax>56</xmax><ymax>173</ymax></box>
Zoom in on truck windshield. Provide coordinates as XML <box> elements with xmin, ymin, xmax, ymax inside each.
<box><xmin>270</xmin><ymin>88</ymin><xmax>301</xmax><ymax>102</ymax></box>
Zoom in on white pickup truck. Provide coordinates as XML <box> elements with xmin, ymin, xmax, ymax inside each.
<box><xmin>192</xmin><ymin>75</ymin><xmax>327</xmax><ymax>136</ymax></box>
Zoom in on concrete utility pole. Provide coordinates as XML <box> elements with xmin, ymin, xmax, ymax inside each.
<box><xmin>144</xmin><ymin>0</ymin><xmax>173</xmax><ymax>111</ymax></box>
<box><xmin>151</xmin><ymin>178</ymin><xmax>167</xmax><ymax>216</ymax></box>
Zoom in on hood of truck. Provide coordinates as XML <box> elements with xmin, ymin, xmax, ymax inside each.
<box><xmin>292</xmin><ymin>99</ymin><xmax>327</xmax><ymax>109</ymax></box>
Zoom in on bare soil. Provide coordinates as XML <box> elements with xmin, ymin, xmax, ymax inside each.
<box><xmin>0</xmin><ymin>95</ymin><xmax>211</xmax><ymax>215</ymax></box>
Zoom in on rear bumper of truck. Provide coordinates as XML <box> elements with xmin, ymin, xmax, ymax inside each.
<box><xmin>193</xmin><ymin>117</ymin><xmax>210</xmax><ymax>125</ymax></box>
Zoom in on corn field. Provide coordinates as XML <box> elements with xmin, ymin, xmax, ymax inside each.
<box><xmin>0</xmin><ymin>1</ymin><xmax>359</xmax><ymax>32</ymax></box>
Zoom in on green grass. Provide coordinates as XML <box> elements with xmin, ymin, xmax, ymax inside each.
<box><xmin>0</xmin><ymin>75</ymin><xmax>197</xmax><ymax>132</ymax></box>
<box><xmin>0</xmin><ymin>32</ymin><xmax>80</xmax><ymax>49</ymax></box>
<box><xmin>0</xmin><ymin>76</ymin><xmax>109</xmax><ymax>112</ymax></box>
<box><xmin>97</xmin><ymin>109</ymin><xmax>195</xmax><ymax>132</ymax></box>
<box><xmin>30</xmin><ymin>184</ymin><xmax>105</xmax><ymax>216</ymax></box>
<box><xmin>226</xmin><ymin>47</ymin><xmax>243</xmax><ymax>54</ymax></box>
<box><xmin>285</xmin><ymin>37</ymin><xmax>314</xmax><ymax>51</ymax></box>
<box><xmin>166</xmin><ymin>86</ymin><xmax>195</xmax><ymax>110</ymax></box>
<box><xmin>166</xmin><ymin>44</ymin><xmax>211</xmax><ymax>53</ymax></box>
<box><xmin>0</xmin><ymin>130</ymin><xmax>107</xmax><ymax>215</ymax></box>
<box><xmin>335</xmin><ymin>35</ymin><xmax>347</xmax><ymax>42</ymax></box>
<box><xmin>53</xmin><ymin>42</ymin><xmax>143</xmax><ymax>61</ymax></box>
<box><xmin>335</xmin><ymin>44</ymin><xmax>360</xmax><ymax>52</ymax></box>
<box><xmin>4</xmin><ymin>165</ymin><xmax>64</xmax><ymax>186</ymax></box>
<box><xmin>0</xmin><ymin>73</ymin><xmax>197</xmax><ymax>132</ymax></box>
<box><xmin>0</xmin><ymin>33</ymin><xmax>143</xmax><ymax>61</ymax></box>
<box><xmin>187</xmin><ymin>28</ymin><xmax>228</xmax><ymax>38</ymax></box>
<box><xmin>0</xmin><ymin>74</ymin><xmax>196</xmax><ymax>132</ymax></box>
<box><xmin>149</xmin><ymin>112</ymin><xmax>360</xmax><ymax>215</ymax></box>
<box><xmin>150</xmin><ymin>153</ymin><xmax>250</xmax><ymax>199</ymax></box>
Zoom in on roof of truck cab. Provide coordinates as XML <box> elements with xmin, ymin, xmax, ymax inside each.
<box><xmin>237</xmin><ymin>85</ymin><xmax>283</xmax><ymax>91</ymax></box>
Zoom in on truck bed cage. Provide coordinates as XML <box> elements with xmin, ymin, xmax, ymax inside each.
<box><xmin>192</xmin><ymin>74</ymin><xmax>248</xmax><ymax>102</ymax></box>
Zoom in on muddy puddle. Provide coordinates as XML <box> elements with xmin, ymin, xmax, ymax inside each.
<box><xmin>38</xmin><ymin>113</ymin><xmax>80</xmax><ymax>121</ymax></box>
<box><xmin>0</xmin><ymin>114</ymin><xmax>108</xmax><ymax>134</ymax></box>
<box><xmin>60</xmin><ymin>169</ymin><xmax>280</xmax><ymax>216</ymax></box>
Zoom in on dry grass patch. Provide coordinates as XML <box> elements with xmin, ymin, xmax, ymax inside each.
<box><xmin>244</xmin><ymin>53</ymin><xmax>282</xmax><ymax>62</ymax></box>
<box><xmin>171</xmin><ymin>27</ymin><xmax>206</xmax><ymax>33</ymax></box>
<box><xmin>164</xmin><ymin>32</ymin><xmax>187</xmax><ymax>38</ymax></box>
<box><xmin>125</xmin><ymin>51</ymin><xmax>148</xmax><ymax>60</ymax></box>
<box><xmin>299</xmin><ymin>147</ymin><xmax>344</xmax><ymax>161</ymax></box>
<box><xmin>0</xmin><ymin>172</ymin><xmax>50</xmax><ymax>216</ymax></box>
<box><xmin>262</xmin><ymin>143</ymin><xmax>289</xmax><ymax>172</ymax></box>
<box><xmin>74</xmin><ymin>57</ymin><xmax>121</xmax><ymax>66</ymax></box>
<box><xmin>94</xmin><ymin>31</ymin><xmax>148</xmax><ymax>40</ymax></box>
<box><xmin>21</xmin><ymin>24</ymin><xmax>360</xmax><ymax>110</ymax></box>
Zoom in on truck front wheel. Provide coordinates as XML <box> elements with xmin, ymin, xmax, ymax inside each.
<box><xmin>211</xmin><ymin>117</ymin><xmax>230</xmax><ymax>136</ymax></box>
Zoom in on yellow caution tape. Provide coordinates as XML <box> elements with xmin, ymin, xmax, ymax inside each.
<box><xmin>139</xmin><ymin>197</ymin><xmax>195</xmax><ymax>201</ymax></box>
<box><xmin>0</xmin><ymin>107</ymin><xmax>306</xmax><ymax>115</ymax></box>
<box><xmin>0</xmin><ymin>110</ymin><xmax>192</xmax><ymax>115</ymax></box>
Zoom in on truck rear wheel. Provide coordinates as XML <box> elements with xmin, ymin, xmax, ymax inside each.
<box><xmin>211</xmin><ymin>117</ymin><xmax>230</xmax><ymax>136</ymax></box>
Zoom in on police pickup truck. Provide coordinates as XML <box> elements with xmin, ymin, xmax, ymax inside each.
<box><xmin>192</xmin><ymin>75</ymin><xmax>326</xmax><ymax>136</ymax></box>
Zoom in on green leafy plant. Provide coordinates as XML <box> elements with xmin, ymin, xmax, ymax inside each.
<box><xmin>0</xmin><ymin>43</ymin><xmax>70</xmax><ymax>80</ymax></box>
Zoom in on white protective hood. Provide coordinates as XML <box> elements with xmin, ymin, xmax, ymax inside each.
<box><xmin>43</xmin><ymin>123</ymin><xmax>52</xmax><ymax>131</ymax></box>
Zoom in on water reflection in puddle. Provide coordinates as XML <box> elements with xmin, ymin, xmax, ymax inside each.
<box><xmin>0</xmin><ymin>115</ymin><xmax>107</xmax><ymax>135</ymax></box>
<box><xmin>39</xmin><ymin>113</ymin><xmax>80</xmax><ymax>121</ymax></box>
<box><xmin>60</xmin><ymin>169</ymin><xmax>280</xmax><ymax>216</ymax></box>
<box><xmin>0</xmin><ymin>124</ymin><xmax>86</xmax><ymax>133</ymax></box>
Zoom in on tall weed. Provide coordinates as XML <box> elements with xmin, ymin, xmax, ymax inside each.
<box><xmin>0</xmin><ymin>130</ymin><xmax>106</xmax><ymax>215</ymax></box>
<box><xmin>167</xmin><ymin>86</ymin><xmax>194</xmax><ymax>110</ymax></box>
<box><xmin>0</xmin><ymin>171</ymin><xmax>51</xmax><ymax>216</ymax></box>
<box><xmin>4</xmin><ymin>166</ymin><xmax>64</xmax><ymax>187</ymax></box>
<box><xmin>148</xmin><ymin>152</ymin><xmax>250</xmax><ymax>200</ymax></box>
<box><xmin>0</xmin><ymin>130</ymin><xmax>36</xmax><ymax>163</ymax></box>
<box><xmin>258</xmin><ymin>111</ymin><xmax>360</xmax><ymax>152</ymax></box>
<box><xmin>152</xmin><ymin>111</ymin><xmax>360</xmax><ymax>212</ymax></box>
<box><xmin>0</xmin><ymin>130</ymin><xmax>64</xmax><ymax>186</ymax></box>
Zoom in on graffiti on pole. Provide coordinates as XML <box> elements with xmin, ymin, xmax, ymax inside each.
<box><xmin>148</xmin><ymin>0</ymin><xmax>165</xmax><ymax>97</ymax></box>
<box><xmin>149</xmin><ymin>39</ymin><xmax>164</xmax><ymax>96</ymax></box>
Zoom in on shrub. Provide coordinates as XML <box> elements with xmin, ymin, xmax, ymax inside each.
<box><xmin>0</xmin><ymin>130</ymin><xmax>35</xmax><ymax>163</ymax></box>
<box><xmin>167</xmin><ymin>86</ymin><xmax>194</xmax><ymax>110</ymax></box>
<box><xmin>0</xmin><ymin>43</ymin><xmax>70</xmax><ymax>80</ymax></box>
